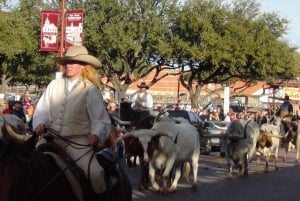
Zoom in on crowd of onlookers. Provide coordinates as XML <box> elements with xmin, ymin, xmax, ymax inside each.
<box><xmin>1</xmin><ymin>90</ymin><xmax>44</xmax><ymax>129</ymax></box>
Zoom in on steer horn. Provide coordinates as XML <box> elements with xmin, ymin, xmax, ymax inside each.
<box><xmin>5</xmin><ymin>122</ymin><xmax>32</xmax><ymax>142</ymax></box>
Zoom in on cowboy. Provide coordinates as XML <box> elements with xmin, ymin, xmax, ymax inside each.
<box><xmin>277</xmin><ymin>95</ymin><xmax>293</xmax><ymax>118</ymax></box>
<box><xmin>130</xmin><ymin>81</ymin><xmax>153</xmax><ymax>120</ymax></box>
<box><xmin>32</xmin><ymin>45</ymin><xmax>111</xmax><ymax>200</ymax></box>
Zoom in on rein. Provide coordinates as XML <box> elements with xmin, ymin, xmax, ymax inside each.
<box><xmin>45</xmin><ymin>128</ymin><xmax>91</xmax><ymax>149</ymax></box>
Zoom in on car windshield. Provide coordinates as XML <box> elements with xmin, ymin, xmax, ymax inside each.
<box><xmin>213</xmin><ymin>122</ymin><xmax>229</xmax><ymax>128</ymax></box>
<box><xmin>205</xmin><ymin>121</ymin><xmax>229</xmax><ymax>129</ymax></box>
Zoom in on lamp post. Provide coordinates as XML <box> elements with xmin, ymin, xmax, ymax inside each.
<box><xmin>55</xmin><ymin>0</ymin><xmax>65</xmax><ymax>79</ymax></box>
<box><xmin>223</xmin><ymin>83</ymin><xmax>230</xmax><ymax>115</ymax></box>
<box><xmin>58</xmin><ymin>0</ymin><xmax>65</xmax><ymax>72</ymax></box>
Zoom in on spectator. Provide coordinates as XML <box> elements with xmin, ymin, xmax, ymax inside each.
<box><xmin>259</xmin><ymin>111</ymin><xmax>268</xmax><ymax>126</ymax></box>
<box><xmin>224</xmin><ymin>112</ymin><xmax>231</xmax><ymax>122</ymax></box>
<box><xmin>12</xmin><ymin>101</ymin><xmax>26</xmax><ymax>123</ymax></box>
<box><xmin>2</xmin><ymin>100</ymin><xmax>14</xmax><ymax>114</ymax></box>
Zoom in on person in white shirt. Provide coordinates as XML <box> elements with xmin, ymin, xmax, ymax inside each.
<box><xmin>130</xmin><ymin>81</ymin><xmax>153</xmax><ymax>120</ymax></box>
<box><xmin>224</xmin><ymin>112</ymin><xmax>231</xmax><ymax>122</ymax></box>
<box><xmin>32</xmin><ymin>45</ymin><xmax>111</xmax><ymax>200</ymax></box>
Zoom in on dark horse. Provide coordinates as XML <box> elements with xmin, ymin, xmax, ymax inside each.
<box><xmin>0</xmin><ymin>135</ymin><xmax>80</xmax><ymax>201</ymax></box>
<box><xmin>0</xmin><ymin>123</ymin><xmax>132</xmax><ymax>201</ymax></box>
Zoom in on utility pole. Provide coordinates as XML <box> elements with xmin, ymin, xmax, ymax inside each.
<box><xmin>58</xmin><ymin>0</ymin><xmax>65</xmax><ymax>73</ymax></box>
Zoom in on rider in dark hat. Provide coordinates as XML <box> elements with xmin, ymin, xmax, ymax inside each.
<box><xmin>130</xmin><ymin>81</ymin><xmax>153</xmax><ymax>120</ymax></box>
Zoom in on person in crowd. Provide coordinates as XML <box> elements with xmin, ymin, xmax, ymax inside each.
<box><xmin>2</xmin><ymin>100</ymin><xmax>14</xmax><ymax>114</ymax></box>
<box><xmin>21</xmin><ymin>90</ymin><xmax>34</xmax><ymax>122</ymax></box>
<box><xmin>21</xmin><ymin>90</ymin><xmax>32</xmax><ymax>104</ymax></box>
<box><xmin>277</xmin><ymin>95</ymin><xmax>293</xmax><ymax>119</ymax></box>
<box><xmin>223</xmin><ymin>112</ymin><xmax>231</xmax><ymax>122</ymax></box>
<box><xmin>130</xmin><ymin>81</ymin><xmax>153</xmax><ymax>120</ymax></box>
<box><xmin>230</xmin><ymin>112</ymin><xmax>237</xmax><ymax>121</ymax></box>
<box><xmin>32</xmin><ymin>45</ymin><xmax>111</xmax><ymax>200</ymax></box>
<box><xmin>199</xmin><ymin>109</ymin><xmax>208</xmax><ymax>121</ymax></box>
<box><xmin>12</xmin><ymin>101</ymin><xmax>26</xmax><ymax>123</ymax></box>
<box><xmin>259</xmin><ymin>111</ymin><xmax>268</xmax><ymax>126</ymax></box>
<box><xmin>106</xmin><ymin>99</ymin><xmax>119</xmax><ymax>127</ymax></box>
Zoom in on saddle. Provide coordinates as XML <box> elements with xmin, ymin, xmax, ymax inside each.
<box><xmin>37</xmin><ymin>142</ymin><xmax>92</xmax><ymax>201</ymax></box>
<box><xmin>95</xmin><ymin>148</ymin><xmax>132</xmax><ymax>201</ymax></box>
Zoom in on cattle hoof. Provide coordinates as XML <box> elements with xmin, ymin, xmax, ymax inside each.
<box><xmin>275</xmin><ymin>166</ymin><xmax>279</xmax><ymax>170</ymax></box>
<box><xmin>168</xmin><ymin>187</ymin><xmax>176</xmax><ymax>193</ymax></box>
<box><xmin>226</xmin><ymin>173</ymin><xmax>233</xmax><ymax>180</ymax></box>
<box><xmin>152</xmin><ymin>184</ymin><xmax>160</xmax><ymax>192</ymax></box>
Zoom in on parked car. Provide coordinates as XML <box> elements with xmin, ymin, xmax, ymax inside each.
<box><xmin>166</xmin><ymin>109</ymin><xmax>212</xmax><ymax>155</ymax></box>
<box><xmin>203</xmin><ymin>121</ymin><xmax>230</xmax><ymax>150</ymax></box>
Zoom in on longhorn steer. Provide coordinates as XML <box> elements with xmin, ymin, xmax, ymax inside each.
<box><xmin>220</xmin><ymin>120</ymin><xmax>259</xmax><ymax>179</ymax></box>
<box><xmin>255</xmin><ymin>123</ymin><xmax>281</xmax><ymax>173</ymax></box>
<box><xmin>123</xmin><ymin>117</ymin><xmax>200</xmax><ymax>193</ymax></box>
<box><xmin>280</xmin><ymin>119</ymin><xmax>300</xmax><ymax>165</ymax></box>
<box><xmin>0</xmin><ymin>114</ymin><xmax>30</xmax><ymax>142</ymax></box>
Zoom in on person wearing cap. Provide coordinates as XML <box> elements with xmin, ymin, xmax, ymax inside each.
<box><xmin>130</xmin><ymin>81</ymin><xmax>153</xmax><ymax>120</ymax></box>
<box><xmin>32</xmin><ymin>45</ymin><xmax>111</xmax><ymax>200</ymax></box>
<box><xmin>12</xmin><ymin>101</ymin><xmax>26</xmax><ymax>123</ymax></box>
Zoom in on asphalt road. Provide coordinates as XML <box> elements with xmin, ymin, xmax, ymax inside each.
<box><xmin>125</xmin><ymin>148</ymin><xmax>300</xmax><ymax>201</ymax></box>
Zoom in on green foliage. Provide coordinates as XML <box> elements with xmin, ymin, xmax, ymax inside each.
<box><xmin>0</xmin><ymin>0</ymin><xmax>298</xmax><ymax>103</ymax></box>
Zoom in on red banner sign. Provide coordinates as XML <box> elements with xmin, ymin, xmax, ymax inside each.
<box><xmin>40</xmin><ymin>10</ymin><xmax>60</xmax><ymax>52</ymax></box>
<box><xmin>65</xmin><ymin>10</ymin><xmax>84</xmax><ymax>49</ymax></box>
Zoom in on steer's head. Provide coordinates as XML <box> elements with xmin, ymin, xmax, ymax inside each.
<box><xmin>256</xmin><ymin>130</ymin><xmax>273</xmax><ymax>151</ymax></box>
<box><xmin>0</xmin><ymin>115</ymin><xmax>32</xmax><ymax>144</ymax></box>
<box><xmin>122</xmin><ymin>129</ymin><xmax>175</xmax><ymax>161</ymax></box>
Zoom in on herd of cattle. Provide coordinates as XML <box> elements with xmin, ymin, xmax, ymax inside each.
<box><xmin>0</xmin><ymin>113</ymin><xmax>300</xmax><ymax>200</ymax></box>
<box><xmin>119</xmin><ymin>114</ymin><xmax>300</xmax><ymax>192</ymax></box>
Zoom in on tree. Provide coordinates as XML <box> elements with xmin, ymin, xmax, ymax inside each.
<box><xmin>169</xmin><ymin>0</ymin><xmax>298</xmax><ymax>107</ymax></box>
<box><xmin>82</xmin><ymin>0</ymin><xmax>178</xmax><ymax>98</ymax></box>
<box><xmin>0</xmin><ymin>0</ymin><xmax>57</xmax><ymax>92</ymax></box>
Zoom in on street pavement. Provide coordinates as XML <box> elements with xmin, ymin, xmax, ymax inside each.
<box><xmin>125</xmin><ymin>148</ymin><xmax>300</xmax><ymax>201</ymax></box>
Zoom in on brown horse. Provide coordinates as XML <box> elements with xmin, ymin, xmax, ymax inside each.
<box><xmin>0</xmin><ymin>135</ymin><xmax>80</xmax><ymax>201</ymax></box>
<box><xmin>0</xmin><ymin>122</ymin><xmax>132</xmax><ymax>201</ymax></box>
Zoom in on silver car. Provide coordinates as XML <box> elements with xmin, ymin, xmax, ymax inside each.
<box><xmin>203</xmin><ymin>121</ymin><xmax>230</xmax><ymax>150</ymax></box>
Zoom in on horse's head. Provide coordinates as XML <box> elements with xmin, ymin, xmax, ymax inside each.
<box><xmin>0</xmin><ymin>140</ymin><xmax>33</xmax><ymax>201</ymax></box>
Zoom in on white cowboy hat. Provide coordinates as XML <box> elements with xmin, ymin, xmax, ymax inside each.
<box><xmin>54</xmin><ymin>45</ymin><xmax>102</xmax><ymax>68</ymax></box>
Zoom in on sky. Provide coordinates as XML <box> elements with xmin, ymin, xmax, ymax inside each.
<box><xmin>259</xmin><ymin>0</ymin><xmax>300</xmax><ymax>52</ymax></box>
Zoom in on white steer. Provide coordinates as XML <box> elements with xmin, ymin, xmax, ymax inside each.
<box><xmin>123</xmin><ymin>116</ymin><xmax>200</xmax><ymax>193</ymax></box>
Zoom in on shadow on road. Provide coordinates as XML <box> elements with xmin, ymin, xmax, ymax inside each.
<box><xmin>126</xmin><ymin>149</ymin><xmax>300</xmax><ymax>201</ymax></box>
